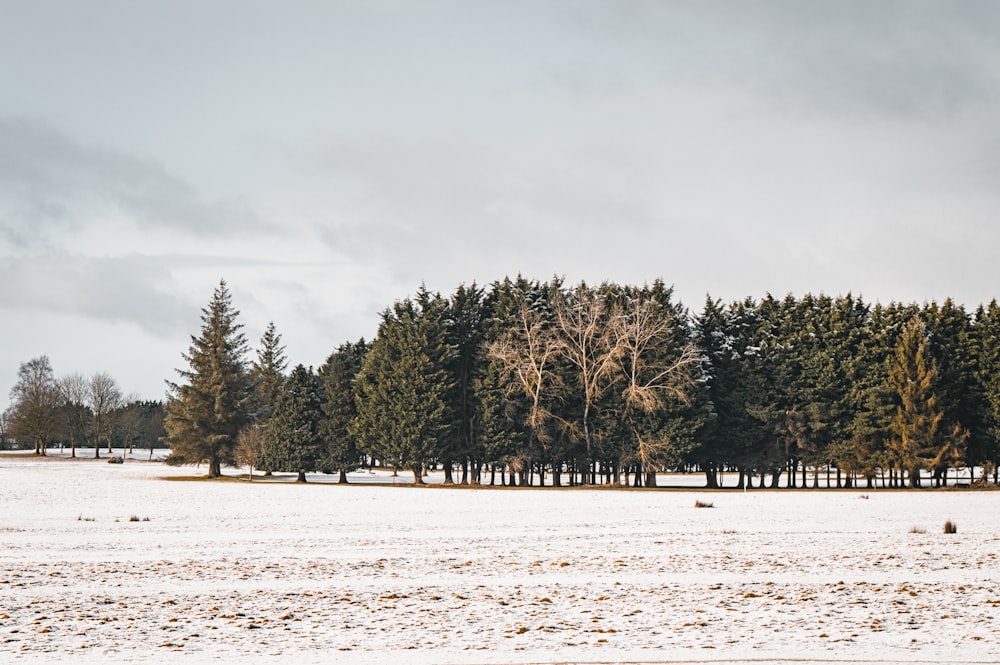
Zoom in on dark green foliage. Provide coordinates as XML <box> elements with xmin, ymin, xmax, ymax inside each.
<box><xmin>352</xmin><ymin>288</ymin><xmax>456</xmax><ymax>484</ymax></box>
<box><xmin>249</xmin><ymin>321</ymin><xmax>289</xmax><ymax>425</ymax></box>
<box><xmin>319</xmin><ymin>339</ymin><xmax>369</xmax><ymax>482</ymax></box>
<box><xmin>165</xmin><ymin>280</ymin><xmax>252</xmax><ymax>478</ymax></box>
<box><xmin>261</xmin><ymin>364</ymin><xmax>325</xmax><ymax>482</ymax></box>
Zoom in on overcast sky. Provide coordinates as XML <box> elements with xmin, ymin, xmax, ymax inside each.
<box><xmin>2</xmin><ymin>0</ymin><xmax>1000</xmax><ymax>404</ymax></box>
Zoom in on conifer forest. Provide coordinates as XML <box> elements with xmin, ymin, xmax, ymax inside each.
<box><xmin>10</xmin><ymin>277</ymin><xmax>1000</xmax><ymax>490</ymax></box>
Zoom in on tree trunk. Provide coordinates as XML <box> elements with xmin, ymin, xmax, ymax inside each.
<box><xmin>208</xmin><ymin>458</ymin><xmax>221</xmax><ymax>478</ymax></box>
<box><xmin>338</xmin><ymin>468</ymin><xmax>349</xmax><ymax>484</ymax></box>
<box><xmin>412</xmin><ymin>467</ymin><xmax>424</xmax><ymax>485</ymax></box>
<box><xmin>645</xmin><ymin>469</ymin><xmax>657</xmax><ymax>488</ymax></box>
<box><xmin>443</xmin><ymin>465</ymin><xmax>454</xmax><ymax>485</ymax></box>
<box><xmin>704</xmin><ymin>466</ymin><xmax>718</xmax><ymax>489</ymax></box>
<box><xmin>296</xmin><ymin>470</ymin><xmax>307</xmax><ymax>483</ymax></box>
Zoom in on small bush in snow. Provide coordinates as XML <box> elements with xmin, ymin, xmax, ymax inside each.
<box><xmin>944</xmin><ymin>520</ymin><xmax>957</xmax><ymax>534</ymax></box>
<box><xmin>694</xmin><ymin>500</ymin><xmax>714</xmax><ymax>509</ymax></box>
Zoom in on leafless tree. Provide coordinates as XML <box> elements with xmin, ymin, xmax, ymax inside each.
<box><xmin>235</xmin><ymin>423</ymin><xmax>264</xmax><ymax>481</ymax></box>
<box><xmin>611</xmin><ymin>292</ymin><xmax>700</xmax><ymax>486</ymax></box>
<box><xmin>488</xmin><ymin>298</ymin><xmax>564</xmax><ymax>479</ymax></box>
<box><xmin>551</xmin><ymin>283</ymin><xmax>623</xmax><ymax>484</ymax></box>
<box><xmin>89</xmin><ymin>372</ymin><xmax>123</xmax><ymax>458</ymax></box>
<box><xmin>58</xmin><ymin>372</ymin><xmax>91</xmax><ymax>458</ymax></box>
<box><xmin>9</xmin><ymin>356</ymin><xmax>60</xmax><ymax>455</ymax></box>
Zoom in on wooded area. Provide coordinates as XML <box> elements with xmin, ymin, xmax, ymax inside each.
<box><xmin>8</xmin><ymin>278</ymin><xmax>1000</xmax><ymax>489</ymax></box>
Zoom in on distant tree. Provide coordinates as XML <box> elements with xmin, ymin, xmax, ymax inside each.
<box><xmin>0</xmin><ymin>406</ymin><xmax>14</xmax><ymax>450</ymax></box>
<box><xmin>319</xmin><ymin>339</ymin><xmax>369</xmax><ymax>483</ymax></box>
<box><xmin>353</xmin><ymin>289</ymin><xmax>455</xmax><ymax>484</ymax></box>
<box><xmin>9</xmin><ymin>356</ymin><xmax>60</xmax><ymax>455</ymax></box>
<box><xmin>261</xmin><ymin>364</ymin><xmax>325</xmax><ymax>482</ymax></box>
<box><xmin>249</xmin><ymin>321</ymin><xmax>288</xmax><ymax>425</ymax></box>
<box><xmin>165</xmin><ymin>280</ymin><xmax>252</xmax><ymax>478</ymax></box>
<box><xmin>58</xmin><ymin>372</ymin><xmax>92</xmax><ymax>458</ymax></box>
<box><xmin>89</xmin><ymin>372</ymin><xmax>123</xmax><ymax>457</ymax></box>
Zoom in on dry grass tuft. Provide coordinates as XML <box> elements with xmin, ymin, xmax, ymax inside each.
<box><xmin>944</xmin><ymin>520</ymin><xmax>957</xmax><ymax>534</ymax></box>
<box><xmin>909</xmin><ymin>526</ymin><xmax>926</xmax><ymax>534</ymax></box>
<box><xmin>694</xmin><ymin>500</ymin><xmax>714</xmax><ymax>509</ymax></box>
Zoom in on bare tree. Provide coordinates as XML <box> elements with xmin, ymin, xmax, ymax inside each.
<box><xmin>488</xmin><ymin>298</ymin><xmax>564</xmax><ymax>483</ymax></box>
<box><xmin>551</xmin><ymin>283</ymin><xmax>623</xmax><ymax>484</ymax></box>
<box><xmin>117</xmin><ymin>394</ymin><xmax>143</xmax><ymax>454</ymax></box>
<box><xmin>9</xmin><ymin>356</ymin><xmax>60</xmax><ymax>455</ymax></box>
<box><xmin>58</xmin><ymin>373</ymin><xmax>91</xmax><ymax>458</ymax></box>
<box><xmin>235</xmin><ymin>423</ymin><xmax>264</xmax><ymax>481</ymax></box>
<box><xmin>89</xmin><ymin>372</ymin><xmax>123</xmax><ymax>458</ymax></box>
<box><xmin>0</xmin><ymin>406</ymin><xmax>13</xmax><ymax>449</ymax></box>
<box><xmin>611</xmin><ymin>291</ymin><xmax>701</xmax><ymax>486</ymax></box>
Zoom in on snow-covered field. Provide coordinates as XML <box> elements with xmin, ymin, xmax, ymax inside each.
<box><xmin>2</xmin><ymin>453</ymin><xmax>1000</xmax><ymax>664</ymax></box>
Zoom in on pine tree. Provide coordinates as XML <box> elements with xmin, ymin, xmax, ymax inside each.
<box><xmin>319</xmin><ymin>339</ymin><xmax>369</xmax><ymax>483</ymax></box>
<box><xmin>888</xmin><ymin>317</ymin><xmax>945</xmax><ymax>487</ymax></box>
<box><xmin>261</xmin><ymin>364</ymin><xmax>324</xmax><ymax>482</ymax></box>
<box><xmin>165</xmin><ymin>280</ymin><xmax>252</xmax><ymax>478</ymax></box>
<box><xmin>352</xmin><ymin>289</ymin><xmax>455</xmax><ymax>484</ymax></box>
<box><xmin>445</xmin><ymin>283</ymin><xmax>487</xmax><ymax>484</ymax></box>
<box><xmin>250</xmin><ymin>321</ymin><xmax>288</xmax><ymax>425</ymax></box>
<box><xmin>974</xmin><ymin>301</ymin><xmax>1000</xmax><ymax>480</ymax></box>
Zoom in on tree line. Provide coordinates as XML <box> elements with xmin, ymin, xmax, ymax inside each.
<box><xmin>162</xmin><ymin>279</ymin><xmax>1000</xmax><ymax>489</ymax></box>
<box><xmin>3</xmin><ymin>356</ymin><xmax>166</xmax><ymax>458</ymax></box>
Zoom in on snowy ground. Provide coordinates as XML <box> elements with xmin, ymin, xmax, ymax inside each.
<box><xmin>2</xmin><ymin>452</ymin><xmax>999</xmax><ymax>664</ymax></box>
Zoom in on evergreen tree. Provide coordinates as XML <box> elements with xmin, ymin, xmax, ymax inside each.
<box><xmin>922</xmin><ymin>299</ymin><xmax>980</xmax><ymax>482</ymax></box>
<box><xmin>261</xmin><ymin>364</ymin><xmax>325</xmax><ymax>482</ymax></box>
<box><xmin>249</xmin><ymin>321</ymin><xmax>289</xmax><ymax>425</ymax></box>
<box><xmin>974</xmin><ymin>301</ymin><xmax>1000</xmax><ymax>479</ymax></box>
<box><xmin>445</xmin><ymin>283</ymin><xmax>487</xmax><ymax>484</ymax></box>
<box><xmin>352</xmin><ymin>289</ymin><xmax>456</xmax><ymax>484</ymax></box>
<box><xmin>888</xmin><ymin>317</ymin><xmax>946</xmax><ymax>487</ymax></box>
<box><xmin>319</xmin><ymin>339</ymin><xmax>369</xmax><ymax>483</ymax></box>
<box><xmin>165</xmin><ymin>280</ymin><xmax>252</xmax><ymax>478</ymax></box>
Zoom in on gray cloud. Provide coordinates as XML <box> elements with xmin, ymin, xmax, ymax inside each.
<box><xmin>0</xmin><ymin>117</ymin><xmax>273</xmax><ymax>248</ymax></box>
<box><xmin>0</xmin><ymin>253</ymin><xmax>195</xmax><ymax>337</ymax></box>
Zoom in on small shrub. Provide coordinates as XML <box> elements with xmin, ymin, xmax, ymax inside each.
<box><xmin>694</xmin><ymin>500</ymin><xmax>714</xmax><ymax>509</ymax></box>
<box><xmin>944</xmin><ymin>520</ymin><xmax>957</xmax><ymax>534</ymax></box>
<box><xmin>858</xmin><ymin>494</ymin><xmax>869</xmax><ymax>500</ymax></box>
<box><xmin>77</xmin><ymin>515</ymin><xmax>95</xmax><ymax>522</ymax></box>
<box><xmin>128</xmin><ymin>515</ymin><xmax>149</xmax><ymax>523</ymax></box>
<box><xmin>908</xmin><ymin>526</ymin><xmax>926</xmax><ymax>534</ymax></box>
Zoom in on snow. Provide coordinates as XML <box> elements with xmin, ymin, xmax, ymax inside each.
<box><xmin>2</xmin><ymin>453</ymin><xmax>1000</xmax><ymax>664</ymax></box>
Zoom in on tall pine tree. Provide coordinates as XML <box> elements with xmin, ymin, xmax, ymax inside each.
<box><xmin>261</xmin><ymin>364</ymin><xmax>325</xmax><ymax>482</ymax></box>
<box><xmin>352</xmin><ymin>289</ymin><xmax>455</xmax><ymax>484</ymax></box>
<box><xmin>319</xmin><ymin>339</ymin><xmax>369</xmax><ymax>483</ymax></box>
<box><xmin>165</xmin><ymin>280</ymin><xmax>252</xmax><ymax>478</ymax></box>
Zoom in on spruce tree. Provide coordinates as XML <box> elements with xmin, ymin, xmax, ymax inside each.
<box><xmin>352</xmin><ymin>289</ymin><xmax>455</xmax><ymax>484</ymax></box>
<box><xmin>250</xmin><ymin>321</ymin><xmax>289</xmax><ymax>425</ymax></box>
<box><xmin>165</xmin><ymin>280</ymin><xmax>251</xmax><ymax>478</ymax></box>
<box><xmin>888</xmin><ymin>317</ymin><xmax>945</xmax><ymax>487</ymax></box>
<box><xmin>261</xmin><ymin>364</ymin><xmax>324</xmax><ymax>482</ymax></box>
<box><xmin>319</xmin><ymin>339</ymin><xmax>369</xmax><ymax>483</ymax></box>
